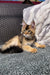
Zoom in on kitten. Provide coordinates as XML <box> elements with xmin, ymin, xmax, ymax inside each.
<box><xmin>0</xmin><ymin>20</ymin><xmax>45</xmax><ymax>53</ymax></box>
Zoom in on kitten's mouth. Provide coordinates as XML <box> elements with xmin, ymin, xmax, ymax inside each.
<box><xmin>23</xmin><ymin>34</ymin><xmax>33</xmax><ymax>40</ymax></box>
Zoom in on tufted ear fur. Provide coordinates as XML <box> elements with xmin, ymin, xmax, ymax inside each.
<box><xmin>21</xmin><ymin>20</ymin><xmax>27</xmax><ymax>33</ymax></box>
<box><xmin>31</xmin><ymin>21</ymin><xmax>35</xmax><ymax>28</ymax></box>
<box><xmin>29</xmin><ymin>21</ymin><xmax>35</xmax><ymax>30</ymax></box>
<box><xmin>22</xmin><ymin>20</ymin><xmax>26</xmax><ymax>26</ymax></box>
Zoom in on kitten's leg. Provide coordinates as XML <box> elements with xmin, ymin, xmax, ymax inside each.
<box><xmin>1</xmin><ymin>36</ymin><xmax>21</xmax><ymax>51</ymax></box>
<box><xmin>35</xmin><ymin>42</ymin><xmax>46</xmax><ymax>48</ymax></box>
<box><xmin>22</xmin><ymin>45</ymin><xmax>37</xmax><ymax>53</ymax></box>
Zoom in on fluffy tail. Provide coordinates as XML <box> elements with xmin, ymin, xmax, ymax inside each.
<box><xmin>1</xmin><ymin>36</ymin><xmax>20</xmax><ymax>51</ymax></box>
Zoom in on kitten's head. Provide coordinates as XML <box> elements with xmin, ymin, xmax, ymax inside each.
<box><xmin>21</xmin><ymin>20</ymin><xmax>35</xmax><ymax>40</ymax></box>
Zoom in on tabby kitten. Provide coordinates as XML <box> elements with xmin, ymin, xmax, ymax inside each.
<box><xmin>1</xmin><ymin>20</ymin><xmax>45</xmax><ymax>53</ymax></box>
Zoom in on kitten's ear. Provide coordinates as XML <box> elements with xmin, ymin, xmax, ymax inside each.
<box><xmin>31</xmin><ymin>21</ymin><xmax>35</xmax><ymax>28</ymax></box>
<box><xmin>21</xmin><ymin>20</ymin><xmax>27</xmax><ymax>33</ymax></box>
<box><xmin>22</xmin><ymin>20</ymin><xmax>27</xmax><ymax>27</ymax></box>
<box><xmin>29</xmin><ymin>21</ymin><xmax>35</xmax><ymax>29</ymax></box>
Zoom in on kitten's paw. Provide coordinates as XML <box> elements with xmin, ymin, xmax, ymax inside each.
<box><xmin>31</xmin><ymin>48</ymin><xmax>37</xmax><ymax>53</ymax></box>
<box><xmin>39</xmin><ymin>45</ymin><xmax>46</xmax><ymax>48</ymax></box>
<box><xmin>35</xmin><ymin>42</ymin><xmax>46</xmax><ymax>48</ymax></box>
<box><xmin>22</xmin><ymin>45</ymin><xmax>37</xmax><ymax>53</ymax></box>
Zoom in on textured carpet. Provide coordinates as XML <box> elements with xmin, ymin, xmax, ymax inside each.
<box><xmin>0</xmin><ymin>46</ymin><xmax>50</xmax><ymax>75</ymax></box>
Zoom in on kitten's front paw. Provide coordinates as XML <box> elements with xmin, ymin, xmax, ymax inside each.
<box><xmin>22</xmin><ymin>45</ymin><xmax>37</xmax><ymax>53</ymax></box>
<box><xmin>35</xmin><ymin>42</ymin><xmax>46</xmax><ymax>48</ymax></box>
<box><xmin>31</xmin><ymin>48</ymin><xmax>37</xmax><ymax>53</ymax></box>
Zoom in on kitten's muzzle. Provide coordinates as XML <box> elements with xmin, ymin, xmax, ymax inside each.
<box><xmin>23</xmin><ymin>34</ymin><xmax>33</xmax><ymax>39</ymax></box>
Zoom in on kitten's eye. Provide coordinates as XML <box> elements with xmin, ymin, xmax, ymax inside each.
<box><xmin>21</xmin><ymin>30</ymin><xmax>26</xmax><ymax>34</ymax></box>
<box><xmin>28</xmin><ymin>30</ymin><xmax>31</xmax><ymax>32</ymax></box>
<box><xmin>28</xmin><ymin>30</ymin><xmax>32</xmax><ymax>34</ymax></box>
<box><xmin>23</xmin><ymin>30</ymin><xmax>26</xmax><ymax>33</ymax></box>
<box><xmin>24</xmin><ymin>30</ymin><xmax>26</xmax><ymax>32</ymax></box>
